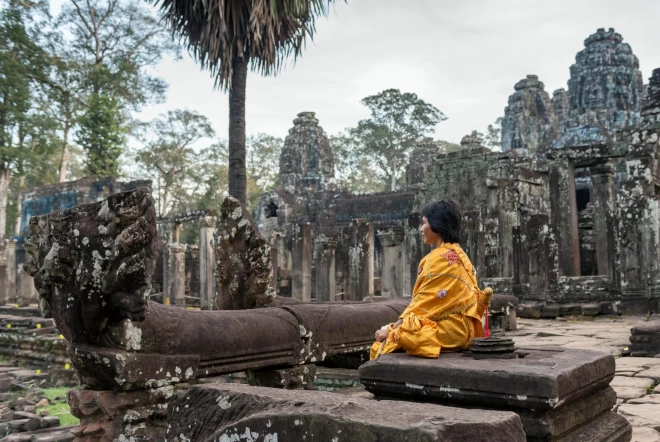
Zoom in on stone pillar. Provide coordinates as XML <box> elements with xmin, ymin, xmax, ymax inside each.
<box><xmin>18</xmin><ymin>264</ymin><xmax>38</xmax><ymax>306</ymax></box>
<box><xmin>168</xmin><ymin>243</ymin><xmax>186</xmax><ymax>306</ymax></box>
<box><xmin>348</xmin><ymin>220</ymin><xmax>374</xmax><ymax>301</ymax></box>
<box><xmin>172</xmin><ymin>222</ymin><xmax>182</xmax><ymax>243</ymax></box>
<box><xmin>590</xmin><ymin>163</ymin><xmax>617</xmax><ymax>281</ymax></box>
<box><xmin>292</xmin><ymin>224</ymin><xmax>312</xmax><ymax>302</ymax></box>
<box><xmin>315</xmin><ymin>237</ymin><xmax>337</xmax><ymax>302</ymax></box>
<box><xmin>549</xmin><ymin>160</ymin><xmax>580</xmax><ymax>276</ymax></box>
<box><xmin>5</xmin><ymin>240</ymin><xmax>16</xmax><ymax>305</ymax></box>
<box><xmin>378</xmin><ymin>227</ymin><xmax>406</xmax><ymax>298</ymax></box>
<box><xmin>270</xmin><ymin>243</ymin><xmax>278</xmax><ymax>291</ymax></box>
<box><xmin>199</xmin><ymin>216</ymin><xmax>217</xmax><ymax>310</ymax></box>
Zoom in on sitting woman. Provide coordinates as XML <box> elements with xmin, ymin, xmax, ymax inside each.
<box><xmin>371</xmin><ymin>199</ymin><xmax>492</xmax><ymax>360</ymax></box>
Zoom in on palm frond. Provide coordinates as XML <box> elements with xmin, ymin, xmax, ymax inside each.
<box><xmin>150</xmin><ymin>0</ymin><xmax>340</xmax><ymax>90</ymax></box>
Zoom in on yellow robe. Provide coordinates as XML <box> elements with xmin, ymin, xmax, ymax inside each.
<box><xmin>370</xmin><ymin>243</ymin><xmax>488</xmax><ymax>360</ymax></box>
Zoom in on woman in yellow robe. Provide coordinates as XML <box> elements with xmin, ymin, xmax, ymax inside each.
<box><xmin>371</xmin><ymin>199</ymin><xmax>492</xmax><ymax>360</ymax></box>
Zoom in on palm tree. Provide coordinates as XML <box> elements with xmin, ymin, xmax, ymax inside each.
<box><xmin>152</xmin><ymin>0</ymin><xmax>338</xmax><ymax>203</ymax></box>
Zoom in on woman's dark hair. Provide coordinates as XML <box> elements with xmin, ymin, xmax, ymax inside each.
<box><xmin>421</xmin><ymin>199</ymin><xmax>461</xmax><ymax>243</ymax></box>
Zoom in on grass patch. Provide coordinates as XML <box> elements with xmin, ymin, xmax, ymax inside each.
<box><xmin>37</xmin><ymin>388</ymin><xmax>79</xmax><ymax>427</ymax></box>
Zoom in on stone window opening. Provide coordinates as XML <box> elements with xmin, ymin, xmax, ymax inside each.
<box><xmin>266</xmin><ymin>202</ymin><xmax>278</xmax><ymax>218</ymax></box>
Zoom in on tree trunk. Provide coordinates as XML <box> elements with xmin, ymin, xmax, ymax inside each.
<box><xmin>58</xmin><ymin>122</ymin><xmax>71</xmax><ymax>183</ymax></box>
<box><xmin>390</xmin><ymin>159</ymin><xmax>397</xmax><ymax>191</ymax></box>
<box><xmin>0</xmin><ymin>166</ymin><xmax>9</xmax><ymax>238</ymax></box>
<box><xmin>228</xmin><ymin>55</ymin><xmax>248</xmax><ymax>203</ymax></box>
<box><xmin>161</xmin><ymin>185</ymin><xmax>170</xmax><ymax>217</ymax></box>
<box><xmin>14</xmin><ymin>175</ymin><xmax>24</xmax><ymax>236</ymax></box>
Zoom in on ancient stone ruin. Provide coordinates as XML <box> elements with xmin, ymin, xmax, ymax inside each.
<box><xmin>253</xmin><ymin>29</ymin><xmax>660</xmax><ymax>319</ymax></box>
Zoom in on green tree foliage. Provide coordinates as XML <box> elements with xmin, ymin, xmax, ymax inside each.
<box><xmin>134</xmin><ymin>109</ymin><xmax>215</xmax><ymax>216</ymax></box>
<box><xmin>0</xmin><ymin>0</ymin><xmax>55</xmax><ymax>236</ymax></box>
<box><xmin>484</xmin><ymin>117</ymin><xmax>503</xmax><ymax>150</ymax></box>
<box><xmin>245</xmin><ymin>133</ymin><xmax>282</xmax><ymax>207</ymax></box>
<box><xmin>352</xmin><ymin>89</ymin><xmax>446</xmax><ymax>191</ymax></box>
<box><xmin>55</xmin><ymin>0</ymin><xmax>179</xmax><ymax>178</ymax></box>
<box><xmin>330</xmin><ymin>132</ymin><xmax>387</xmax><ymax>194</ymax></box>
<box><xmin>76</xmin><ymin>93</ymin><xmax>125</xmax><ymax>178</ymax></box>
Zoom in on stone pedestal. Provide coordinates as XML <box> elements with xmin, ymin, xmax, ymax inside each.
<box><xmin>18</xmin><ymin>264</ymin><xmax>38</xmax><ymax>306</ymax></box>
<box><xmin>378</xmin><ymin>227</ymin><xmax>406</xmax><ymax>298</ymax></box>
<box><xmin>68</xmin><ymin>386</ymin><xmax>172</xmax><ymax>442</ymax></box>
<box><xmin>315</xmin><ymin>237</ymin><xmax>336</xmax><ymax>302</ymax></box>
<box><xmin>359</xmin><ymin>347</ymin><xmax>631</xmax><ymax>441</ymax></box>
<box><xmin>168</xmin><ymin>243</ymin><xmax>186</xmax><ymax>307</ymax></box>
<box><xmin>628</xmin><ymin>322</ymin><xmax>660</xmax><ymax>357</ymax></box>
<box><xmin>199</xmin><ymin>215</ymin><xmax>216</xmax><ymax>310</ymax></box>
<box><xmin>292</xmin><ymin>224</ymin><xmax>312</xmax><ymax>302</ymax></box>
<box><xmin>348</xmin><ymin>220</ymin><xmax>374</xmax><ymax>301</ymax></box>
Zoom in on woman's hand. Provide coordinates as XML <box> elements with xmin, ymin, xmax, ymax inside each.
<box><xmin>374</xmin><ymin>329</ymin><xmax>389</xmax><ymax>342</ymax></box>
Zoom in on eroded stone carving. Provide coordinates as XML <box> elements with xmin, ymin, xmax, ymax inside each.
<box><xmin>215</xmin><ymin>197</ymin><xmax>276</xmax><ymax>310</ymax></box>
<box><xmin>23</xmin><ymin>188</ymin><xmax>157</xmax><ymax>346</ymax></box>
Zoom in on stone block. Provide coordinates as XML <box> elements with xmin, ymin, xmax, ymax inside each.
<box><xmin>359</xmin><ymin>347</ymin><xmax>623</xmax><ymax>440</ymax></box>
<box><xmin>554</xmin><ymin>411</ymin><xmax>631</xmax><ymax>442</ymax></box>
<box><xmin>541</xmin><ymin>304</ymin><xmax>560</xmax><ymax>318</ymax></box>
<box><xmin>518</xmin><ymin>303</ymin><xmax>543</xmax><ymax>319</ymax></box>
<box><xmin>68</xmin><ymin>344</ymin><xmax>199</xmax><ymax>391</ymax></box>
<box><xmin>559</xmin><ymin>303</ymin><xmax>582</xmax><ymax>316</ymax></box>
<box><xmin>581</xmin><ymin>303</ymin><xmax>601</xmax><ymax>316</ymax></box>
<box><xmin>166</xmin><ymin>383</ymin><xmax>527</xmax><ymax>442</ymax></box>
<box><xmin>360</xmin><ymin>348</ymin><xmax>614</xmax><ymax>410</ymax></box>
<box><xmin>68</xmin><ymin>387</ymin><xmax>172</xmax><ymax>442</ymax></box>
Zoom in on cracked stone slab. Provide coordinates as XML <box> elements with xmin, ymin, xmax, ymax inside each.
<box><xmin>617</xmin><ymin>403</ymin><xmax>660</xmax><ymax>432</ymax></box>
<box><xmin>611</xmin><ymin>376</ymin><xmax>655</xmax><ymax>400</ymax></box>
<box><xmin>631</xmin><ymin>427</ymin><xmax>660</xmax><ymax>442</ymax></box>
<box><xmin>166</xmin><ymin>383</ymin><xmax>526</xmax><ymax>442</ymax></box>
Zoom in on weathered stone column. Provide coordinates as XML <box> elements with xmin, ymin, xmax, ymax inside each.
<box><xmin>199</xmin><ymin>215</ymin><xmax>217</xmax><ymax>310</ymax></box>
<box><xmin>378</xmin><ymin>227</ymin><xmax>406</xmax><ymax>298</ymax></box>
<box><xmin>292</xmin><ymin>224</ymin><xmax>312</xmax><ymax>302</ymax></box>
<box><xmin>590</xmin><ymin>163</ymin><xmax>617</xmax><ymax>281</ymax></box>
<box><xmin>315</xmin><ymin>237</ymin><xmax>337</xmax><ymax>302</ymax></box>
<box><xmin>18</xmin><ymin>264</ymin><xmax>38</xmax><ymax>306</ymax></box>
<box><xmin>548</xmin><ymin>159</ymin><xmax>580</xmax><ymax>276</ymax></box>
<box><xmin>168</xmin><ymin>243</ymin><xmax>186</xmax><ymax>306</ymax></box>
<box><xmin>348</xmin><ymin>220</ymin><xmax>374</xmax><ymax>301</ymax></box>
<box><xmin>5</xmin><ymin>239</ymin><xmax>16</xmax><ymax>305</ymax></box>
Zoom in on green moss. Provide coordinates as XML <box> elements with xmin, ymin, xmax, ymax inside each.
<box><xmin>37</xmin><ymin>388</ymin><xmax>79</xmax><ymax>427</ymax></box>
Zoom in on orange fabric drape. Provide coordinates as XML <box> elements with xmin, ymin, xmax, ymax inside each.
<box><xmin>370</xmin><ymin>243</ymin><xmax>488</xmax><ymax>360</ymax></box>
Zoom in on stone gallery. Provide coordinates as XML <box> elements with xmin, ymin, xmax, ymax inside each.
<box><xmin>0</xmin><ymin>27</ymin><xmax>657</xmax><ymax>442</ymax></box>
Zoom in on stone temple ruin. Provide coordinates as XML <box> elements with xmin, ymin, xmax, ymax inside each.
<box><xmin>0</xmin><ymin>27</ymin><xmax>657</xmax><ymax>442</ymax></box>
<box><xmin>255</xmin><ymin>28</ymin><xmax>660</xmax><ymax>318</ymax></box>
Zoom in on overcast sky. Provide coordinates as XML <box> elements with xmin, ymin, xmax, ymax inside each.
<box><xmin>58</xmin><ymin>0</ymin><xmax>660</xmax><ymax>144</ymax></box>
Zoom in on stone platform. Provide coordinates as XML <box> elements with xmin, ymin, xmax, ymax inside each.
<box><xmin>629</xmin><ymin>322</ymin><xmax>660</xmax><ymax>357</ymax></box>
<box><xmin>166</xmin><ymin>383</ymin><xmax>527</xmax><ymax>442</ymax></box>
<box><xmin>359</xmin><ymin>347</ymin><xmax>631</xmax><ymax>441</ymax></box>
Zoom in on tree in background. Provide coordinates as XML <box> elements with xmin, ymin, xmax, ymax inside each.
<box><xmin>0</xmin><ymin>0</ymin><xmax>54</xmax><ymax>236</ymax></box>
<box><xmin>245</xmin><ymin>133</ymin><xmax>282</xmax><ymax>207</ymax></box>
<box><xmin>484</xmin><ymin>117</ymin><xmax>503</xmax><ymax>150</ymax></box>
<box><xmin>351</xmin><ymin>89</ymin><xmax>446</xmax><ymax>191</ymax></box>
<box><xmin>153</xmin><ymin>0</ymin><xmax>338</xmax><ymax>203</ymax></box>
<box><xmin>330</xmin><ymin>132</ymin><xmax>387</xmax><ymax>194</ymax></box>
<box><xmin>134</xmin><ymin>109</ymin><xmax>215</xmax><ymax>216</ymax></box>
<box><xmin>57</xmin><ymin>0</ymin><xmax>179</xmax><ymax>178</ymax></box>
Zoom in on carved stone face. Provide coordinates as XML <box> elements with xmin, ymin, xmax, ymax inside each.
<box><xmin>24</xmin><ymin>188</ymin><xmax>157</xmax><ymax>345</ymax></box>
